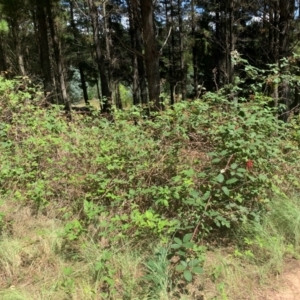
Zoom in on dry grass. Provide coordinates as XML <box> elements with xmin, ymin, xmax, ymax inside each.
<box><xmin>0</xmin><ymin>200</ymin><xmax>148</xmax><ymax>300</ymax></box>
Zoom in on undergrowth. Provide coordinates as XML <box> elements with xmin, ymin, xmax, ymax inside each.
<box><xmin>0</xmin><ymin>56</ymin><xmax>300</xmax><ymax>299</ymax></box>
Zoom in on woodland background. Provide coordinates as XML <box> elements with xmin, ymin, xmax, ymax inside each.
<box><xmin>0</xmin><ymin>0</ymin><xmax>299</xmax><ymax>116</ymax></box>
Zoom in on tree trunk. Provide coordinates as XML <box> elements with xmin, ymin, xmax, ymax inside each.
<box><xmin>70</xmin><ymin>0</ymin><xmax>89</xmax><ymax>105</ymax></box>
<box><xmin>11</xmin><ymin>19</ymin><xmax>26</xmax><ymax>76</ymax></box>
<box><xmin>177</xmin><ymin>0</ymin><xmax>186</xmax><ymax>100</ymax></box>
<box><xmin>46</xmin><ymin>0</ymin><xmax>70</xmax><ymax>112</ymax></box>
<box><xmin>87</xmin><ymin>0</ymin><xmax>111</xmax><ymax>113</ymax></box>
<box><xmin>35</xmin><ymin>0</ymin><xmax>54</xmax><ymax>101</ymax></box>
<box><xmin>191</xmin><ymin>0</ymin><xmax>198</xmax><ymax>99</ymax></box>
<box><xmin>140</xmin><ymin>0</ymin><xmax>161</xmax><ymax>110</ymax></box>
<box><xmin>278</xmin><ymin>0</ymin><xmax>295</xmax><ymax>121</ymax></box>
<box><xmin>0</xmin><ymin>35</ymin><xmax>7</xmax><ymax>72</ymax></box>
<box><xmin>127</xmin><ymin>0</ymin><xmax>148</xmax><ymax>105</ymax></box>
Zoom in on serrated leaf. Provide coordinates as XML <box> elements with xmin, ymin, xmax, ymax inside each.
<box><xmin>183</xmin><ymin>270</ymin><xmax>193</xmax><ymax>282</ymax></box>
<box><xmin>191</xmin><ymin>266</ymin><xmax>204</xmax><ymax>274</ymax></box>
<box><xmin>216</xmin><ymin>173</ymin><xmax>224</xmax><ymax>183</ymax></box>
<box><xmin>183</xmin><ymin>233</ymin><xmax>193</xmax><ymax>243</ymax></box>
<box><xmin>237</xmin><ymin>168</ymin><xmax>246</xmax><ymax>173</ymax></box>
<box><xmin>226</xmin><ymin>178</ymin><xmax>238</xmax><ymax>185</ymax></box>
<box><xmin>178</xmin><ymin>250</ymin><xmax>186</xmax><ymax>257</ymax></box>
<box><xmin>222</xmin><ymin>186</ymin><xmax>230</xmax><ymax>196</ymax></box>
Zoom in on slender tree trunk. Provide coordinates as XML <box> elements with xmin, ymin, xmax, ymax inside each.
<box><xmin>278</xmin><ymin>0</ymin><xmax>295</xmax><ymax>121</ymax></box>
<box><xmin>70</xmin><ymin>0</ymin><xmax>89</xmax><ymax>105</ymax></box>
<box><xmin>140</xmin><ymin>0</ymin><xmax>161</xmax><ymax>110</ymax></box>
<box><xmin>228</xmin><ymin>0</ymin><xmax>235</xmax><ymax>83</ymax></box>
<box><xmin>191</xmin><ymin>0</ymin><xmax>198</xmax><ymax>99</ymax></box>
<box><xmin>103</xmin><ymin>0</ymin><xmax>113</xmax><ymax>101</ymax></box>
<box><xmin>127</xmin><ymin>0</ymin><xmax>148</xmax><ymax>105</ymax></box>
<box><xmin>87</xmin><ymin>0</ymin><xmax>111</xmax><ymax>113</ymax></box>
<box><xmin>0</xmin><ymin>35</ymin><xmax>7</xmax><ymax>72</ymax></box>
<box><xmin>128</xmin><ymin>0</ymin><xmax>139</xmax><ymax>105</ymax></box>
<box><xmin>79</xmin><ymin>62</ymin><xmax>89</xmax><ymax>105</ymax></box>
<box><xmin>11</xmin><ymin>19</ymin><xmax>26</xmax><ymax>76</ymax></box>
<box><xmin>114</xmin><ymin>81</ymin><xmax>122</xmax><ymax>109</ymax></box>
<box><xmin>35</xmin><ymin>0</ymin><xmax>54</xmax><ymax>101</ymax></box>
<box><xmin>177</xmin><ymin>0</ymin><xmax>186</xmax><ymax>100</ymax></box>
<box><xmin>163</xmin><ymin>0</ymin><xmax>174</xmax><ymax>104</ymax></box>
<box><xmin>46</xmin><ymin>0</ymin><xmax>70</xmax><ymax>112</ymax></box>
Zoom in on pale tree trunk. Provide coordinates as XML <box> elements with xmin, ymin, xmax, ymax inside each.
<box><xmin>140</xmin><ymin>0</ymin><xmax>161</xmax><ymax>110</ymax></box>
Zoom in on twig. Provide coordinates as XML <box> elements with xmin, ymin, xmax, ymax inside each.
<box><xmin>159</xmin><ymin>27</ymin><xmax>172</xmax><ymax>55</ymax></box>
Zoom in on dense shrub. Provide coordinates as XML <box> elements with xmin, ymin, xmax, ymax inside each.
<box><xmin>0</xmin><ymin>72</ymin><xmax>299</xmax><ymax>245</ymax></box>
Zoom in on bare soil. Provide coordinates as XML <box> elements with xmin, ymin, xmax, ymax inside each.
<box><xmin>256</xmin><ymin>260</ymin><xmax>300</xmax><ymax>300</ymax></box>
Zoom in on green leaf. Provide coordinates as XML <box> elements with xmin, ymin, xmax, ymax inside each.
<box><xmin>216</xmin><ymin>173</ymin><xmax>225</xmax><ymax>183</ymax></box>
<box><xmin>208</xmin><ymin>152</ymin><xmax>217</xmax><ymax>157</ymax></box>
<box><xmin>188</xmin><ymin>259</ymin><xmax>200</xmax><ymax>267</ymax></box>
<box><xmin>171</xmin><ymin>244</ymin><xmax>181</xmax><ymax>249</ymax></box>
<box><xmin>222</xmin><ymin>186</ymin><xmax>230</xmax><ymax>196</ymax></box>
<box><xmin>202</xmin><ymin>191</ymin><xmax>211</xmax><ymax>201</ymax></box>
<box><xmin>176</xmin><ymin>264</ymin><xmax>186</xmax><ymax>272</ymax></box>
<box><xmin>212</xmin><ymin>158</ymin><xmax>221</xmax><ymax>163</ymax></box>
<box><xmin>230</xmin><ymin>163</ymin><xmax>238</xmax><ymax>169</ymax></box>
<box><xmin>183</xmin><ymin>242</ymin><xmax>195</xmax><ymax>248</ymax></box>
<box><xmin>180</xmin><ymin>260</ymin><xmax>188</xmax><ymax>267</ymax></box>
<box><xmin>189</xmin><ymin>190</ymin><xmax>199</xmax><ymax>198</ymax></box>
<box><xmin>192</xmin><ymin>266</ymin><xmax>204</xmax><ymax>274</ymax></box>
<box><xmin>226</xmin><ymin>178</ymin><xmax>238</xmax><ymax>185</ymax></box>
<box><xmin>183</xmin><ymin>270</ymin><xmax>193</xmax><ymax>282</ymax></box>
<box><xmin>173</xmin><ymin>237</ymin><xmax>182</xmax><ymax>245</ymax></box>
<box><xmin>183</xmin><ymin>233</ymin><xmax>193</xmax><ymax>243</ymax></box>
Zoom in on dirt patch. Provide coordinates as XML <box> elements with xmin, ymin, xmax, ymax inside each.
<box><xmin>256</xmin><ymin>259</ymin><xmax>300</xmax><ymax>300</ymax></box>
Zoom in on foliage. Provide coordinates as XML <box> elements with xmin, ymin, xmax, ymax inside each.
<box><xmin>0</xmin><ymin>70</ymin><xmax>298</xmax><ymax>244</ymax></box>
<box><xmin>171</xmin><ymin>233</ymin><xmax>204</xmax><ymax>282</ymax></box>
<box><xmin>0</xmin><ymin>61</ymin><xmax>300</xmax><ymax>297</ymax></box>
